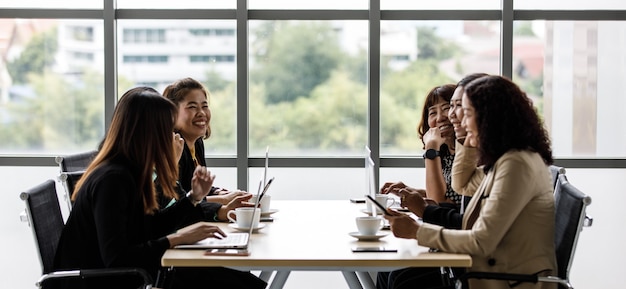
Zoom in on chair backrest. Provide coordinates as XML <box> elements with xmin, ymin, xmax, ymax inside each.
<box><xmin>55</xmin><ymin>150</ymin><xmax>97</xmax><ymax>173</ymax></box>
<box><xmin>549</xmin><ymin>165</ymin><xmax>566</xmax><ymax>192</ymax></box>
<box><xmin>553</xmin><ymin>174</ymin><xmax>592</xmax><ymax>281</ymax></box>
<box><xmin>20</xmin><ymin>180</ymin><xmax>64</xmax><ymax>274</ymax></box>
<box><xmin>58</xmin><ymin>171</ymin><xmax>85</xmax><ymax>212</ymax></box>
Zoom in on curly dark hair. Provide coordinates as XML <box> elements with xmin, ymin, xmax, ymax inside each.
<box><xmin>464</xmin><ymin>75</ymin><xmax>553</xmax><ymax>171</ymax></box>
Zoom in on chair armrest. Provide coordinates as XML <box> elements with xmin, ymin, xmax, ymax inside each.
<box><xmin>36</xmin><ymin>268</ymin><xmax>153</xmax><ymax>289</ymax></box>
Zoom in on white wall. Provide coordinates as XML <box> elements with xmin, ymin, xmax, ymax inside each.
<box><xmin>1</xmin><ymin>166</ymin><xmax>622</xmax><ymax>289</ymax></box>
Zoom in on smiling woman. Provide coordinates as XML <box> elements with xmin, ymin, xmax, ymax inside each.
<box><xmin>416</xmin><ymin>84</ymin><xmax>460</xmax><ymax>205</ymax></box>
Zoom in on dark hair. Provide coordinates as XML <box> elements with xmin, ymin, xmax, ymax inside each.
<box><xmin>457</xmin><ymin>73</ymin><xmax>489</xmax><ymax>87</ymax></box>
<box><xmin>464</xmin><ymin>75</ymin><xmax>553</xmax><ymax>171</ymax></box>
<box><xmin>417</xmin><ymin>84</ymin><xmax>456</xmax><ymax>147</ymax></box>
<box><xmin>74</xmin><ymin>87</ymin><xmax>179</xmax><ymax>214</ymax></box>
<box><xmin>163</xmin><ymin>77</ymin><xmax>211</xmax><ymax>139</ymax></box>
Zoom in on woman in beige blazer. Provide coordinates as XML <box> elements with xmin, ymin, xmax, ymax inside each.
<box><xmin>385</xmin><ymin>75</ymin><xmax>557</xmax><ymax>289</ymax></box>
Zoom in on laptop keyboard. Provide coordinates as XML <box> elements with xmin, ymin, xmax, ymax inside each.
<box><xmin>203</xmin><ymin>233</ymin><xmax>248</xmax><ymax>245</ymax></box>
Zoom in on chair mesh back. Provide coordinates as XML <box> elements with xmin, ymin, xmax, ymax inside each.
<box><xmin>553</xmin><ymin>174</ymin><xmax>591</xmax><ymax>280</ymax></box>
<box><xmin>61</xmin><ymin>171</ymin><xmax>84</xmax><ymax>201</ymax></box>
<box><xmin>56</xmin><ymin>150</ymin><xmax>97</xmax><ymax>172</ymax></box>
<box><xmin>20</xmin><ymin>180</ymin><xmax>64</xmax><ymax>274</ymax></box>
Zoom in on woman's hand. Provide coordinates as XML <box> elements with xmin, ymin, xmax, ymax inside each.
<box><xmin>395</xmin><ymin>188</ymin><xmax>429</xmax><ymax>218</ymax></box>
<box><xmin>384</xmin><ymin>209</ymin><xmax>420</xmax><ymax>240</ymax></box>
<box><xmin>173</xmin><ymin>133</ymin><xmax>184</xmax><ymax>162</ymax></box>
<box><xmin>422</xmin><ymin>127</ymin><xmax>446</xmax><ymax>150</ymax></box>
<box><xmin>206</xmin><ymin>190</ymin><xmax>248</xmax><ymax>205</ymax></box>
<box><xmin>167</xmin><ymin>222</ymin><xmax>226</xmax><ymax>248</ymax></box>
<box><xmin>464</xmin><ymin>131</ymin><xmax>478</xmax><ymax>148</ymax></box>
<box><xmin>216</xmin><ymin>193</ymin><xmax>254</xmax><ymax>221</ymax></box>
<box><xmin>189</xmin><ymin>166</ymin><xmax>215</xmax><ymax>204</ymax></box>
<box><xmin>380</xmin><ymin>181</ymin><xmax>411</xmax><ymax>195</ymax></box>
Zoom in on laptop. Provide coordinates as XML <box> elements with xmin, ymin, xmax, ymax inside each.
<box><xmin>364</xmin><ymin>146</ymin><xmax>378</xmax><ymax>215</ymax></box>
<box><xmin>174</xmin><ymin>178</ymin><xmax>273</xmax><ymax>250</ymax></box>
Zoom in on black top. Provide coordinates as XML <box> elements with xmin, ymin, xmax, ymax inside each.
<box><xmin>178</xmin><ymin>137</ymin><xmax>207</xmax><ymax>193</ymax></box>
<box><xmin>422</xmin><ymin>197</ymin><xmax>471</xmax><ymax>229</ymax></box>
<box><xmin>53</xmin><ymin>156</ymin><xmax>205</xmax><ymax>289</ymax></box>
<box><xmin>177</xmin><ymin>136</ymin><xmax>221</xmax><ymax>196</ymax></box>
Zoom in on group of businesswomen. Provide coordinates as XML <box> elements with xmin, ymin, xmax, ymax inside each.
<box><xmin>52</xmin><ymin>79</ymin><xmax>266</xmax><ymax>289</ymax></box>
<box><xmin>379</xmin><ymin>74</ymin><xmax>556</xmax><ymax>289</ymax></box>
<box><xmin>52</xmin><ymin>71</ymin><xmax>556</xmax><ymax>289</ymax></box>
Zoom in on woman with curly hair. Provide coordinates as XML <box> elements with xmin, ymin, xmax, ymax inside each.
<box><xmin>384</xmin><ymin>75</ymin><xmax>557</xmax><ymax>289</ymax></box>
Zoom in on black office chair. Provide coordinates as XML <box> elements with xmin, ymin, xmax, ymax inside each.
<box><xmin>20</xmin><ymin>179</ymin><xmax>153</xmax><ymax>289</ymax></box>
<box><xmin>55</xmin><ymin>150</ymin><xmax>97</xmax><ymax>173</ymax></box>
<box><xmin>58</xmin><ymin>171</ymin><xmax>85</xmax><ymax>212</ymax></box>
<box><xmin>549</xmin><ymin>165</ymin><xmax>566</xmax><ymax>192</ymax></box>
<box><xmin>456</xmin><ymin>174</ymin><xmax>592</xmax><ymax>289</ymax></box>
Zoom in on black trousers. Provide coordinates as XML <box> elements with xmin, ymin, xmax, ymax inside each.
<box><xmin>158</xmin><ymin>267</ymin><xmax>267</xmax><ymax>289</ymax></box>
<box><xmin>377</xmin><ymin>267</ymin><xmax>462</xmax><ymax>289</ymax></box>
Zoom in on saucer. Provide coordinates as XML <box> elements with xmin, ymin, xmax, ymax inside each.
<box><xmin>349</xmin><ymin>231</ymin><xmax>388</xmax><ymax>241</ymax></box>
<box><xmin>260</xmin><ymin>209</ymin><xmax>279</xmax><ymax>217</ymax></box>
<box><xmin>360</xmin><ymin>208</ymin><xmax>383</xmax><ymax>216</ymax></box>
<box><xmin>228</xmin><ymin>223</ymin><xmax>266</xmax><ymax>232</ymax></box>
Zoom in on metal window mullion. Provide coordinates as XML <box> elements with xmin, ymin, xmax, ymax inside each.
<box><xmin>236</xmin><ymin>0</ymin><xmax>249</xmax><ymax>191</ymax></box>
<box><xmin>501</xmin><ymin>0</ymin><xmax>513</xmax><ymax>78</ymax></box>
<box><xmin>369</xmin><ymin>0</ymin><xmax>381</xmax><ymax>190</ymax></box>
<box><xmin>103</xmin><ymin>0</ymin><xmax>117</xmax><ymax>128</ymax></box>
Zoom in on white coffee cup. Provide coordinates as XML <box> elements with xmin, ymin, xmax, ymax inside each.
<box><xmin>356</xmin><ymin>216</ymin><xmax>382</xmax><ymax>235</ymax></box>
<box><xmin>227</xmin><ymin>207</ymin><xmax>261</xmax><ymax>229</ymax></box>
<box><xmin>249</xmin><ymin>194</ymin><xmax>271</xmax><ymax>213</ymax></box>
<box><xmin>374</xmin><ymin>194</ymin><xmax>397</xmax><ymax>214</ymax></box>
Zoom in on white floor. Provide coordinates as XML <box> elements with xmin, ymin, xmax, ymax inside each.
<box><xmin>2</xmin><ymin>166</ymin><xmax>623</xmax><ymax>289</ymax></box>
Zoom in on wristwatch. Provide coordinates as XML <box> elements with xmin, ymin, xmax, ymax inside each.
<box><xmin>422</xmin><ymin>149</ymin><xmax>440</xmax><ymax>160</ymax></box>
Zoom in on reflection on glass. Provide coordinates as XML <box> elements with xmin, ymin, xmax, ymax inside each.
<box><xmin>514</xmin><ymin>21</ymin><xmax>626</xmax><ymax>158</ymax></box>
<box><xmin>117</xmin><ymin>0</ymin><xmax>235</xmax><ymax>9</ymax></box>
<box><xmin>0</xmin><ymin>19</ymin><xmax>105</xmax><ymax>154</ymax></box>
<box><xmin>117</xmin><ymin>20</ymin><xmax>237</xmax><ymax>156</ymax></box>
<box><xmin>514</xmin><ymin>0</ymin><xmax>626</xmax><ymax>10</ymax></box>
<box><xmin>0</xmin><ymin>0</ymin><xmax>101</xmax><ymax>9</ymax></box>
<box><xmin>249</xmin><ymin>0</ymin><xmax>367</xmax><ymax>10</ymax></box>
<box><xmin>382</xmin><ymin>0</ymin><xmax>499</xmax><ymax>10</ymax></box>
<box><xmin>379</xmin><ymin>21</ymin><xmax>500</xmax><ymax>156</ymax></box>
<box><xmin>248</xmin><ymin>20</ymin><xmax>368</xmax><ymax>157</ymax></box>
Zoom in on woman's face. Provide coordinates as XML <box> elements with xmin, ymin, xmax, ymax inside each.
<box><xmin>448</xmin><ymin>86</ymin><xmax>466</xmax><ymax>140</ymax></box>
<box><xmin>427</xmin><ymin>97</ymin><xmax>453</xmax><ymax>139</ymax></box>
<box><xmin>461</xmin><ymin>92</ymin><xmax>479</xmax><ymax>148</ymax></box>
<box><xmin>175</xmin><ymin>89</ymin><xmax>211</xmax><ymax>142</ymax></box>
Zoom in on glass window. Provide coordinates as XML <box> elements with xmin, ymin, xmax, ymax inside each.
<box><xmin>249</xmin><ymin>167</ymin><xmax>368</xmax><ymax>200</ymax></box>
<box><xmin>117</xmin><ymin>20</ymin><xmax>237</xmax><ymax>156</ymax></box>
<box><xmin>515</xmin><ymin>0</ymin><xmax>626</xmax><ymax>10</ymax></box>
<box><xmin>0</xmin><ymin>0</ymin><xmax>101</xmax><ymax>9</ymax></box>
<box><xmin>382</xmin><ymin>0</ymin><xmax>500</xmax><ymax>10</ymax></box>
<box><xmin>513</xmin><ymin>21</ymin><xmax>626</xmax><ymax>158</ymax></box>
<box><xmin>380</xmin><ymin>21</ymin><xmax>501</xmax><ymax>156</ymax></box>
<box><xmin>248</xmin><ymin>20</ymin><xmax>368</xmax><ymax>157</ymax></box>
<box><xmin>67</xmin><ymin>26</ymin><xmax>94</xmax><ymax>42</ymax></box>
<box><xmin>123</xmin><ymin>29</ymin><xmax>165</xmax><ymax>44</ymax></box>
<box><xmin>189</xmin><ymin>55</ymin><xmax>235</xmax><ymax>63</ymax></box>
<box><xmin>0</xmin><ymin>19</ymin><xmax>105</xmax><ymax>155</ymax></box>
<box><xmin>249</xmin><ymin>0</ymin><xmax>367</xmax><ymax>10</ymax></box>
<box><xmin>117</xmin><ymin>0</ymin><xmax>235</xmax><ymax>9</ymax></box>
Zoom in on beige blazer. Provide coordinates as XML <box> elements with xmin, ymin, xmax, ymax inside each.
<box><xmin>417</xmin><ymin>148</ymin><xmax>557</xmax><ymax>289</ymax></box>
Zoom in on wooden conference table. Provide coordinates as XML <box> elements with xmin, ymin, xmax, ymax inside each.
<box><xmin>162</xmin><ymin>200</ymin><xmax>471</xmax><ymax>289</ymax></box>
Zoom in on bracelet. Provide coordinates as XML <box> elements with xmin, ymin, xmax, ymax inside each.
<box><xmin>185</xmin><ymin>191</ymin><xmax>202</xmax><ymax>206</ymax></box>
<box><xmin>212</xmin><ymin>212</ymin><xmax>220</xmax><ymax>222</ymax></box>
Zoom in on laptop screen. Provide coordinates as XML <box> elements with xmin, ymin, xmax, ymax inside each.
<box><xmin>365</xmin><ymin>146</ymin><xmax>377</xmax><ymax>215</ymax></box>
